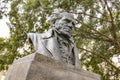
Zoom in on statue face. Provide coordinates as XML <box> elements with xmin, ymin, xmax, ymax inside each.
<box><xmin>54</xmin><ymin>17</ymin><xmax>75</xmax><ymax>38</ymax></box>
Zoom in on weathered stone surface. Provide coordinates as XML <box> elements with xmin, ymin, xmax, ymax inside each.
<box><xmin>5</xmin><ymin>53</ymin><xmax>100</xmax><ymax>80</ymax></box>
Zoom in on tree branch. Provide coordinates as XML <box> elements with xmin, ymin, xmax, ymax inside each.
<box><xmin>78</xmin><ymin>47</ymin><xmax>92</xmax><ymax>53</ymax></box>
<box><xmin>86</xmin><ymin>35</ymin><xmax>113</xmax><ymax>43</ymax></box>
<box><xmin>76</xmin><ymin>12</ymin><xmax>112</xmax><ymax>23</ymax></box>
<box><xmin>78</xmin><ymin>21</ymin><xmax>113</xmax><ymax>42</ymax></box>
<box><xmin>103</xmin><ymin>0</ymin><xmax>120</xmax><ymax>53</ymax></box>
<box><xmin>79</xmin><ymin>47</ymin><xmax>120</xmax><ymax>72</ymax></box>
<box><xmin>100</xmin><ymin>55</ymin><xmax>120</xmax><ymax>72</ymax></box>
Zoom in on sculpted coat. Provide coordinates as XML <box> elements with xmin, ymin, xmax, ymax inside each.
<box><xmin>28</xmin><ymin>29</ymin><xmax>80</xmax><ymax>68</ymax></box>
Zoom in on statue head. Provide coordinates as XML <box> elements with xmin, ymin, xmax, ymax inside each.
<box><xmin>49</xmin><ymin>12</ymin><xmax>76</xmax><ymax>38</ymax></box>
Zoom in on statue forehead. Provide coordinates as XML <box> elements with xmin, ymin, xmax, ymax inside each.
<box><xmin>48</xmin><ymin>12</ymin><xmax>76</xmax><ymax>28</ymax></box>
<box><xmin>59</xmin><ymin>12</ymin><xmax>74</xmax><ymax>19</ymax></box>
<box><xmin>58</xmin><ymin>12</ymin><xmax>76</xmax><ymax>24</ymax></box>
<box><xmin>50</xmin><ymin>12</ymin><xmax>75</xmax><ymax>23</ymax></box>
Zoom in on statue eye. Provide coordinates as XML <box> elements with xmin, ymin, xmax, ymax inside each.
<box><xmin>64</xmin><ymin>19</ymin><xmax>71</xmax><ymax>23</ymax></box>
<box><xmin>72</xmin><ymin>22</ymin><xmax>75</xmax><ymax>26</ymax></box>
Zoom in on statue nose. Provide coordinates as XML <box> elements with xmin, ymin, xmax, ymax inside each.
<box><xmin>67</xmin><ymin>22</ymin><xmax>73</xmax><ymax>29</ymax></box>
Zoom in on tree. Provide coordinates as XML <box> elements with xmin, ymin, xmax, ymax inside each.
<box><xmin>0</xmin><ymin>0</ymin><xmax>120</xmax><ymax>79</ymax></box>
<box><xmin>0</xmin><ymin>0</ymin><xmax>10</xmax><ymax>19</ymax></box>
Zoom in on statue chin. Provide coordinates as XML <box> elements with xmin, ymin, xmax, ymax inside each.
<box><xmin>54</xmin><ymin>29</ymin><xmax>71</xmax><ymax>38</ymax></box>
<box><xmin>61</xmin><ymin>32</ymin><xmax>72</xmax><ymax>39</ymax></box>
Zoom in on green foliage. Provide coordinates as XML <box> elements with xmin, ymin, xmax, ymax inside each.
<box><xmin>0</xmin><ymin>0</ymin><xmax>120</xmax><ymax>80</ymax></box>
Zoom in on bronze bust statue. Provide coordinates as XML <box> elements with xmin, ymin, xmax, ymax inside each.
<box><xmin>28</xmin><ymin>12</ymin><xmax>80</xmax><ymax>68</ymax></box>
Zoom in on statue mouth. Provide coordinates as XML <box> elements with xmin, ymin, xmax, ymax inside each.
<box><xmin>63</xmin><ymin>27</ymin><xmax>72</xmax><ymax>32</ymax></box>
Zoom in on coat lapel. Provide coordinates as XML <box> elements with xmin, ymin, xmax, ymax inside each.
<box><xmin>41</xmin><ymin>30</ymin><xmax>62</xmax><ymax>60</ymax></box>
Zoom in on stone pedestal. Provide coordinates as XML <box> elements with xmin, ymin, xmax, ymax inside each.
<box><xmin>5</xmin><ymin>53</ymin><xmax>100</xmax><ymax>80</ymax></box>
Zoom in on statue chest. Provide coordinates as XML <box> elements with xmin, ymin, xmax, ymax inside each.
<box><xmin>57</xmin><ymin>38</ymin><xmax>75</xmax><ymax>65</ymax></box>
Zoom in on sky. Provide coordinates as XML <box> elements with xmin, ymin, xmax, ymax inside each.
<box><xmin>0</xmin><ymin>0</ymin><xmax>11</xmax><ymax>38</ymax></box>
<box><xmin>0</xmin><ymin>17</ymin><xmax>10</xmax><ymax>38</ymax></box>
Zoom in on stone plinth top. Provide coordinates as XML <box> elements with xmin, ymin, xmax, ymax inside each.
<box><xmin>5</xmin><ymin>53</ymin><xmax>100</xmax><ymax>80</ymax></box>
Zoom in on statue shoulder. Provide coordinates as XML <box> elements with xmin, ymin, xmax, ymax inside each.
<box><xmin>41</xmin><ymin>29</ymin><xmax>55</xmax><ymax>39</ymax></box>
<box><xmin>27</xmin><ymin>29</ymin><xmax>55</xmax><ymax>39</ymax></box>
<box><xmin>27</xmin><ymin>33</ymin><xmax>41</xmax><ymax>38</ymax></box>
